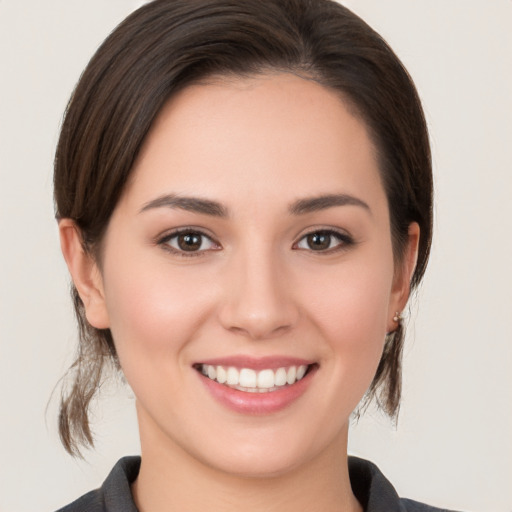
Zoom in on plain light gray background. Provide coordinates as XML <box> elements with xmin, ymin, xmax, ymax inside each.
<box><xmin>1</xmin><ymin>1</ymin><xmax>511</xmax><ymax>511</ymax></box>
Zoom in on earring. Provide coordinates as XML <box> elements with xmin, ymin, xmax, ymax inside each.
<box><xmin>393</xmin><ymin>311</ymin><xmax>402</xmax><ymax>324</ymax></box>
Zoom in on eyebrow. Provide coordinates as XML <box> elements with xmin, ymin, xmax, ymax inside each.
<box><xmin>140</xmin><ymin>192</ymin><xmax>370</xmax><ymax>217</ymax></box>
<box><xmin>288</xmin><ymin>194</ymin><xmax>371</xmax><ymax>215</ymax></box>
<box><xmin>140</xmin><ymin>194</ymin><xmax>228</xmax><ymax>217</ymax></box>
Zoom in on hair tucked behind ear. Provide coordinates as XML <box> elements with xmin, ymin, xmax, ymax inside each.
<box><xmin>54</xmin><ymin>0</ymin><xmax>432</xmax><ymax>456</ymax></box>
<box><xmin>58</xmin><ymin>288</ymin><xmax>118</xmax><ymax>456</ymax></box>
<box><xmin>358</xmin><ymin>326</ymin><xmax>405</xmax><ymax>419</ymax></box>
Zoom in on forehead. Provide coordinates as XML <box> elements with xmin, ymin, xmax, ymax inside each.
<box><xmin>124</xmin><ymin>73</ymin><xmax>385</xmax><ymax>213</ymax></box>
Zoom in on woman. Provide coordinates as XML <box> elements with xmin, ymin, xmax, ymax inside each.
<box><xmin>54</xmin><ymin>0</ymin><xmax>453</xmax><ymax>510</ymax></box>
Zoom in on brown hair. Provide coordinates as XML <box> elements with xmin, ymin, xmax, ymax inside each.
<box><xmin>54</xmin><ymin>0</ymin><xmax>432</xmax><ymax>456</ymax></box>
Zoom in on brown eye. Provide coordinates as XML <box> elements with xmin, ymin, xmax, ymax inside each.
<box><xmin>177</xmin><ymin>233</ymin><xmax>203</xmax><ymax>251</ymax></box>
<box><xmin>162</xmin><ymin>230</ymin><xmax>218</xmax><ymax>254</ymax></box>
<box><xmin>295</xmin><ymin>230</ymin><xmax>353</xmax><ymax>252</ymax></box>
<box><xmin>306</xmin><ymin>232</ymin><xmax>331</xmax><ymax>250</ymax></box>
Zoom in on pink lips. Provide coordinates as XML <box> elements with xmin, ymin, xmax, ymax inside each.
<box><xmin>195</xmin><ymin>356</ymin><xmax>317</xmax><ymax>414</ymax></box>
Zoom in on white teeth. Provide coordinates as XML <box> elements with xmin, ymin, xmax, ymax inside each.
<box><xmin>216</xmin><ymin>366</ymin><xmax>227</xmax><ymax>384</ymax></box>
<box><xmin>239</xmin><ymin>368</ymin><xmax>257</xmax><ymax>387</ymax></box>
<box><xmin>207</xmin><ymin>366</ymin><xmax>217</xmax><ymax>380</ymax></box>
<box><xmin>286</xmin><ymin>366</ymin><xmax>296</xmax><ymax>384</ymax></box>
<box><xmin>274</xmin><ymin>367</ymin><xmax>287</xmax><ymax>387</ymax></box>
<box><xmin>199</xmin><ymin>363</ymin><xmax>311</xmax><ymax>391</ymax></box>
<box><xmin>296</xmin><ymin>365</ymin><xmax>307</xmax><ymax>380</ymax></box>
<box><xmin>226</xmin><ymin>367</ymin><xmax>239</xmax><ymax>386</ymax></box>
<box><xmin>257</xmin><ymin>369</ymin><xmax>275</xmax><ymax>388</ymax></box>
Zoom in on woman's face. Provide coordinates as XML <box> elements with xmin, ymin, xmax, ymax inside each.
<box><xmin>86</xmin><ymin>73</ymin><xmax>416</xmax><ymax>476</ymax></box>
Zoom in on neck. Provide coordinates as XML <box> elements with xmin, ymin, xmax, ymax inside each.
<box><xmin>132</xmin><ymin>418</ymin><xmax>362</xmax><ymax>512</ymax></box>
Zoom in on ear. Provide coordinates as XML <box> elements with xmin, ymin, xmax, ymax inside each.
<box><xmin>58</xmin><ymin>219</ymin><xmax>110</xmax><ymax>329</ymax></box>
<box><xmin>387</xmin><ymin>222</ymin><xmax>420</xmax><ymax>332</ymax></box>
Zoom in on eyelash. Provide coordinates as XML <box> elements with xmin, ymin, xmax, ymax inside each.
<box><xmin>157</xmin><ymin>228</ymin><xmax>354</xmax><ymax>258</ymax></box>
<box><xmin>293</xmin><ymin>229</ymin><xmax>354</xmax><ymax>253</ymax></box>
<box><xmin>157</xmin><ymin>228</ymin><xmax>220</xmax><ymax>258</ymax></box>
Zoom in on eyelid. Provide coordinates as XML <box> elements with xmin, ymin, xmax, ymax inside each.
<box><xmin>156</xmin><ymin>227</ymin><xmax>221</xmax><ymax>257</ymax></box>
<box><xmin>292</xmin><ymin>227</ymin><xmax>355</xmax><ymax>252</ymax></box>
<box><xmin>154</xmin><ymin>225</ymin><xmax>354</xmax><ymax>257</ymax></box>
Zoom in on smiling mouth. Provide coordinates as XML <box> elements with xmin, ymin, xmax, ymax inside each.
<box><xmin>194</xmin><ymin>363</ymin><xmax>315</xmax><ymax>393</ymax></box>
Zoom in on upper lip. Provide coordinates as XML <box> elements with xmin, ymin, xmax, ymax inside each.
<box><xmin>195</xmin><ymin>355</ymin><xmax>314</xmax><ymax>371</ymax></box>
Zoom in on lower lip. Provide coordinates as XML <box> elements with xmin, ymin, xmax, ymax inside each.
<box><xmin>198</xmin><ymin>367</ymin><xmax>316</xmax><ymax>414</ymax></box>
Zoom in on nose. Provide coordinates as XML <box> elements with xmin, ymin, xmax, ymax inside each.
<box><xmin>217</xmin><ymin>247</ymin><xmax>299</xmax><ymax>340</ymax></box>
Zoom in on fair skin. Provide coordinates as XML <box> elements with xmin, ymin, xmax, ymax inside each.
<box><xmin>60</xmin><ymin>73</ymin><xmax>419</xmax><ymax>512</ymax></box>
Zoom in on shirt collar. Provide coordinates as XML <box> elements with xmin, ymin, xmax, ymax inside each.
<box><xmin>100</xmin><ymin>455</ymin><xmax>406</xmax><ymax>512</ymax></box>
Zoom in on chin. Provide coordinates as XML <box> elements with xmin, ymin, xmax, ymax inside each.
<box><xmin>202</xmin><ymin>445</ymin><xmax>311</xmax><ymax>479</ymax></box>
<box><xmin>181</xmin><ymin>420</ymin><xmax>347</xmax><ymax>480</ymax></box>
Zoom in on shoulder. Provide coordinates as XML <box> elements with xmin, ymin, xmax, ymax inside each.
<box><xmin>400</xmin><ymin>498</ymin><xmax>459</xmax><ymax>512</ymax></box>
<box><xmin>55</xmin><ymin>456</ymin><xmax>141</xmax><ymax>512</ymax></box>
<box><xmin>348</xmin><ymin>456</ymin><xmax>462</xmax><ymax>512</ymax></box>
<box><xmin>55</xmin><ymin>489</ymin><xmax>105</xmax><ymax>512</ymax></box>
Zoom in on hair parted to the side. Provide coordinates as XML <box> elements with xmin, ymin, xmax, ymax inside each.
<box><xmin>54</xmin><ymin>0</ymin><xmax>432</xmax><ymax>456</ymax></box>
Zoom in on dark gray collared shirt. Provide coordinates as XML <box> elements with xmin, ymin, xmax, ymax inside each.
<box><xmin>55</xmin><ymin>456</ymin><xmax>460</xmax><ymax>512</ymax></box>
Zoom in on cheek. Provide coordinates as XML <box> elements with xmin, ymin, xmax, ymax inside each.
<box><xmin>304</xmin><ymin>256</ymin><xmax>393</xmax><ymax>336</ymax></box>
<box><xmin>297</xmin><ymin>252</ymin><xmax>394</xmax><ymax>386</ymax></box>
<box><xmin>100</xmin><ymin>251</ymin><xmax>216</xmax><ymax>372</ymax></box>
